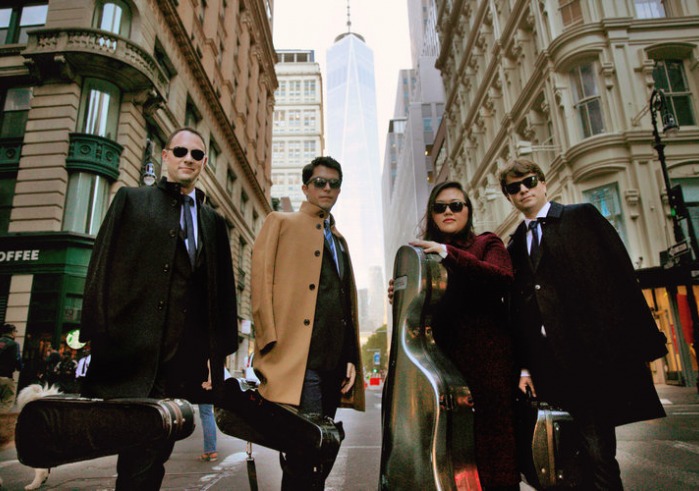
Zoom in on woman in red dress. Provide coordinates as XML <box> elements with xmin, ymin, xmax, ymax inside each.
<box><xmin>410</xmin><ymin>181</ymin><xmax>520</xmax><ymax>490</ymax></box>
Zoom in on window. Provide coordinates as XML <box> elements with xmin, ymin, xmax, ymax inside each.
<box><xmin>304</xmin><ymin>80</ymin><xmax>316</xmax><ymax>100</ymax></box>
<box><xmin>240</xmin><ymin>190</ymin><xmax>249</xmax><ymax>216</ymax></box>
<box><xmin>185</xmin><ymin>100</ymin><xmax>201</xmax><ymax>128</ymax></box>
<box><xmin>0</xmin><ymin>178</ymin><xmax>16</xmax><ymax>232</ymax></box>
<box><xmin>302</xmin><ymin>110</ymin><xmax>316</xmax><ymax>130</ymax></box>
<box><xmin>303</xmin><ymin>140</ymin><xmax>316</xmax><ymax>159</ymax></box>
<box><xmin>0</xmin><ymin>3</ymin><xmax>48</xmax><ymax>45</ymax></box>
<box><xmin>77</xmin><ymin>78</ymin><xmax>121</xmax><ymax>139</ymax></box>
<box><xmin>272</xmin><ymin>141</ymin><xmax>285</xmax><ymax>160</ymax></box>
<box><xmin>62</xmin><ymin>172</ymin><xmax>110</xmax><ymax>235</ymax></box>
<box><xmin>276</xmin><ymin>81</ymin><xmax>287</xmax><ymax>100</ymax></box>
<box><xmin>583</xmin><ymin>183</ymin><xmax>627</xmax><ymax>245</ymax></box>
<box><xmin>635</xmin><ymin>0</ymin><xmax>664</xmax><ymax>19</ymax></box>
<box><xmin>653</xmin><ymin>60</ymin><xmax>695</xmax><ymax>126</ymax></box>
<box><xmin>273</xmin><ymin>110</ymin><xmax>286</xmax><ymax>130</ymax></box>
<box><xmin>288</xmin><ymin>141</ymin><xmax>301</xmax><ymax>161</ymax></box>
<box><xmin>209</xmin><ymin>139</ymin><xmax>219</xmax><ymax>173</ymax></box>
<box><xmin>226</xmin><ymin>169</ymin><xmax>237</xmax><ymax>196</ymax></box>
<box><xmin>289</xmin><ymin>81</ymin><xmax>302</xmax><ymax>101</ymax></box>
<box><xmin>288</xmin><ymin>110</ymin><xmax>301</xmax><ymax>132</ymax></box>
<box><xmin>559</xmin><ymin>0</ymin><xmax>582</xmax><ymax>27</ymax></box>
<box><xmin>93</xmin><ymin>0</ymin><xmax>131</xmax><ymax>37</ymax></box>
<box><xmin>571</xmin><ymin>63</ymin><xmax>604</xmax><ymax>138</ymax></box>
<box><xmin>0</xmin><ymin>87</ymin><xmax>32</xmax><ymax>138</ymax></box>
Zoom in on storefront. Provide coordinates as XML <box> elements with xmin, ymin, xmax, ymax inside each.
<box><xmin>0</xmin><ymin>232</ymin><xmax>93</xmax><ymax>389</ymax></box>
<box><xmin>637</xmin><ymin>263</ymin><xmax>699</xmax><ymax>388</ymax></box>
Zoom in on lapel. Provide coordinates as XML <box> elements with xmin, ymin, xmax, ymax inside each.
<box><xmin>510</xmin><ymin>221</ymin><xmax>532</xmax><ymax>271</ymax></box>
<box><xmin>537</xmin><ymin>202</ymin><xmax>564</xmax><ymax>270</ymax></box>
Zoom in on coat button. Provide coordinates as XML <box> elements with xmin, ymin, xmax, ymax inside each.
<box><xmin>319</xmin><ymin>212</ymin><xmax>325</xmax><ymax>219</ymax></box>
<box><xmin>314</xmin><ymin>250</ymin><xmax>321</xmax><ymax>257</ymax></box>
<box><xmin>303</xmin><ymin>319</ymin><xmax>310</xmax><ymax>326</ymax></box>
<box><xmin>534</xmin><ymin>284</ymin><xmax>541</xmax><ymax>290</ymax></box>
<box><xmin>163</xmin><ymin>263</ymin><xmax>170</xmax><ymax>272</ymax></box>
<box><xmin>316</xmin><ymin>224</ymin><xmax>321</xmax><ymax>230</ymax></box>
<box><xmin>309</xmin><ymin>284</ymin><xmax>315</xmax><ymax>290</ymax></box>
<box><xmin>171</xmin><ymin>199</ymin><xmax>178</xmax><ymax>207</ymax></box>
<box><xmin>169</xmin><ymin>229</ymin><xmax>177</xmax><ymax>238</ymax></box>
<box><xmin>157</xmin><ymin>300</ymin><xmax>165</xmax><ymax>310</ymax></box>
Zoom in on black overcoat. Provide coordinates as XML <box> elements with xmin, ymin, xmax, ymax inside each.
<box><xmin>80</xmin><ymin>178</ymin><xmax>238</xmax><ymax>400</ymax></box>
<box><xmin>508</xmin><ymin>202</ymin><xmax>667</xmax><ymax>426</ymax></box>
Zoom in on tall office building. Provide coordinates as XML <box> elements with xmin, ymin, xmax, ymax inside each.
<box><xmin>0</xmin><ymin>0</ymin><xmax>277</xmax><ymax>388</ymax></box>
<box><xmin>326</xmin><ymin>25</ymin><xmax>385</xmax><ymax>334</ymax></box>
<box><xmin>271</xmin><ymin>49</ymin><xmax>324</xmax><ymax>211</ymax></box>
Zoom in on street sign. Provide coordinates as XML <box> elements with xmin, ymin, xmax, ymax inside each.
<box><xmin>373</xmin><ymin>352</ymin><xmax>380</xmax><ymax>365</ymax></box>
<box><xmin>668</xmin><ymin>240</ymin><xmax>691</xmax><ymax>258</ymax></box>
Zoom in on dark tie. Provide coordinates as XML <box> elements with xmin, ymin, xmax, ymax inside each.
<box><xmin>182</xmin><ymin>196</ymin><xmax>196</xmax><ymax>268</ymax></box>
<box><xmin>528</xmin><ymin>220</ymin><xmax>540</xmax><ymax>263</ymax></box>
<box><xmin>324</xmin><ymin>220</ymin><xmax>339</xmax><ymax>273</ymax></box>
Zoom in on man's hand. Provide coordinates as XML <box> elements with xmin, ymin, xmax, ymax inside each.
<box><xmin>387</xmin><ymin>278</ymin><xmax>394</xmax><ymax>305</ymax></box>
<box><xmin>341</xmin><ymin>362</ymin><xmax>356</xmax><ymax>394</ymax></box>
<box><xmin>518</xmin><ymin>375</ymin><xmax>536</xmax><ymax>397</ymax></box>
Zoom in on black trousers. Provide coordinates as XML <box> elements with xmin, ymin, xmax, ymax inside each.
<box><xmin>115</xmin><ymin>373</ymin><xmax>175</xmax><ymax>490</ymax></box>
<box><xmin>530</xmin><ymin>337</ymin><xmax>623</xmax><ymax>491</ymax></box>
<box><xmin>280</xmin><ymin>368</ymin><xmax>343</xmax><ymax>491</ymax></box>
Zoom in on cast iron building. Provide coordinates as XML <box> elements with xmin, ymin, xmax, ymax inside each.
<box><xmin>0</xmin><ymin>0</ymin><xmax>277</xmax><ymax>388</ymax></box>
<box><xmin>433</xmin><ymin>0</ymin><xmax>699</xmax><ymax>386</ymax></box>
<box><xmin>271</xmin><ymin>49</ymin><xmax>324</xmax><ymax>211</ymax></box>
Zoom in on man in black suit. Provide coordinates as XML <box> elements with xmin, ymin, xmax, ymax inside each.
<box><xmin>81</xmin><ymin>127</ymin><xmax>238</xmax><ymax>490</ymax></box>
<box><xmin>499</xmin><ymin>159</ymin><xmax>667</xmax><ymax>490</ymax></box>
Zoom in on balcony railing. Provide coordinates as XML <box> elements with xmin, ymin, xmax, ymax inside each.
<box><xmin>23</xmin><ymin>28</ymin><xmax>169</xmax><ymax>99</ymax></box>
<box><xmin>66</xmin><ymin>133</ymin><xmax>124</xmax><ymax>180</ymax></box>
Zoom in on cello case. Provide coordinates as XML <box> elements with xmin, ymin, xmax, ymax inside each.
<box><xmin>15</xmin><ymin>395</ymin><xmax>195</xmax><ymax>468</ymax></box>
<box><xmin>380</xmin><ymin>245</ymin><xmax>481</xmax><ymax>490</ymax></box>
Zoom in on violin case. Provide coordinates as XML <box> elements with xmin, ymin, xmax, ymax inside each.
<box><xmin>15</xmin><ymin>395</ymin><xmax>195</xmax><ymax>468</ymax></box>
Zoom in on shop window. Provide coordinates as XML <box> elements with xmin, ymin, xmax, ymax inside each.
<box><xmin>0</xmin><ymin>87</ymin><xmax>33</xmax><ymax>138</ymax></box>
<box><xmin>93</xmin><ymin>0</ymin><xmax>131</xmax><ymax>37</ymax></box>
<box><xmin>559</xmin><ymin>0</ymin><xmax>582</xmax><ymax>27</ymax></box>
<box><xmin>62</xmin><ymin>172</ymin><xmax>110</xmax><ymax>235</ymax></box>
<box><xmin>77</xmin><ymin>78</ymin><xmax>121</xmax><ymax>140</ymax></box>
<box><xmin>635</xmin><ymin>0</ymin><xmax>664</xmax><ymax>19</ymax></box>
<box><xmin>653</xmin><ymin>60</ymin><xmax>696</xmax><ymax>127</ymax></box>
<box><xmin>0</xmin><ymin>3</ymin><xmax>48</xmax><ymax>45</ymax></box>
<box><xmin>583</xmin><ymin>183</ymin><xmax>627</xmax><ymax>245</ymax></box>
<box><xmin>570</xmin><ymin>62</ymin><xmax>605</xmax><ymax>138</ymax></box>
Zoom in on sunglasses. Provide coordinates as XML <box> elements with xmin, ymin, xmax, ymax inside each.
<box><xmin>432</xmin><ymin>201</ymin><xmax>466</xmax><ymax>214</ymax></box>
<box><xmin>307</xmin><ymin>177</ymin><xmax>342</xmax><ymax>189</ymax></box>
<box><xmin>167</xmin><ymin>146</ymin><xmax>206</xmax><ymax>162</ymax></box>
<box><xmin>504</xmin><ymin>175</ymin><xmax>539</xmax><ymax>195</ymax></box>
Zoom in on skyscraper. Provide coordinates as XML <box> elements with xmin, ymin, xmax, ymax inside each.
<box><xmin>326</xmin><ymin>25</ymin><xmax>385</xmax><ymax>334</ymax></box>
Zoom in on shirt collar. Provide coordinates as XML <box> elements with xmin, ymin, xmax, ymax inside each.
<box><xmin>525</xmin><ymin>201</ymin><xmax>551</xmax><ymax>226</ymax></box>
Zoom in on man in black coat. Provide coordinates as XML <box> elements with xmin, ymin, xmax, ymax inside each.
<box><xmin>499</xmin><ymin>159</ymin><xmax>667</xmax><ymax>490</ymax></box>
<box><xmin>81</xmin><ymin>127</ymin><xmax>238</xmax><ymax>490</ymax></box>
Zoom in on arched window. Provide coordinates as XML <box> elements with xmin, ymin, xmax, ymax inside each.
<box><xmin>653</xmin><ymin>60</ymin><xmax>696</xmax><ymax>126</ymax></box>
<box><xmin>93</xmin><ymin>0</ymin><xmax>131</xmax><ymax>37</ymax></box>
<box><xmin>570</xmin><ymin>62</ymin><xmax>605</xmax><ymax>138</ymax></box>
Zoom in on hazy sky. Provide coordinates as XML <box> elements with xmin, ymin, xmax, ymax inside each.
<box><xmin>272</xmin><ymin>0</ymin><xmax>412</xmax><ymax>164</ymax></box>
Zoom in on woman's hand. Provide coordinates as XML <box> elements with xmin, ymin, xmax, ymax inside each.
<box><xmin>409</xmin><ymin>240</ymin><xmax>447</xmax><ymax>256</ymax></box>
<box><xmin>341</xmin><ymin>363</ymin><xmax>356</xmax><ymax>394</ymax></box>
<box><xmin>518</xmin><ymin>375</ymin><xmax>536</xmax><ymax>397</ymax></box>
<box><xmin>387</xmin><ymin>278</ymin><xmax>394</xmax><ymax>305</ymax></box>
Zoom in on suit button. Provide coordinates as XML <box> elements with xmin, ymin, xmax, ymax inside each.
<box><xmin>163</xmin><ymin>263</ymin><xmax>170</xmax><ymax>272</ymax></box>
<box><xmin>314</xmin><ymin>250</ymin><xmax>321</xmax><ymax>257</ymax></box>
<box><xmin>316</xmin><ymin>224</ymin><xmax>321</xmax><ymax>230</ymax></box>
<box><xmin>303</xmin><ymin>319</ymin><xmax>310</xmax><ymax>326</ymax></box>
<box><xmin>169</xmin><ymin>229</ymin><xmax>177</xmax><ymax>238</ymax></box>
<box><xmin>534</xmin><ymin>284</ymin><xmax>541</xmax><ymax>290</ymax></box>
<box><xmin>157</xmin><ymin>301</ymin><xmax>165</xmax><ymax>311</ymax></box>
<box><xmin>309</xmin><ymin>284</ymin><xmax>315</xmax><ymax>290</ymax></box>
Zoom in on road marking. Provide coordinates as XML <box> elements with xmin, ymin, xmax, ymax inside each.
<box><xmin>660</xmin><ymin>398</ymin><xmax>673</xmax><ymax>405</ymax></box>
<box><xmin>666</xmin><ymin>441</ymin><xmax>699</xmax><ymax>455</ymax></box>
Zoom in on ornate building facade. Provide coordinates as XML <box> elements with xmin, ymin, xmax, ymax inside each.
<box><xmin>432</xmin><ymin>0</ymin><xmax>699</xmax><ymax>386</ymax></box>
<box><xmin>0</xmin><ymin>0</ymin><xmax>277</xmax><ymax>386</ymax></box>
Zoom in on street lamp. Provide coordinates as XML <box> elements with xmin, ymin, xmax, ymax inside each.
<box><xmin>141</xmin><ymin>138</ymin><xmax>158</xmax><ymax>186</ymax></box>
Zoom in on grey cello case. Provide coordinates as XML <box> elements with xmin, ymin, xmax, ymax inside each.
<box><xmin>379</xmin><ymin>245</ymin><xmax>481</xmax><ymax>490</ymax></box>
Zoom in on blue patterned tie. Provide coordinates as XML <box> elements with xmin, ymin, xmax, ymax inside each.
<box><xmin>183</xmin><ymin>196</ymin><xmax>196</xmax><ymax>268</ymax></box>
<box><xmin>324</xmin><ymin>220</ymin><xmax>339</xmax><ymax>272</ymax></box>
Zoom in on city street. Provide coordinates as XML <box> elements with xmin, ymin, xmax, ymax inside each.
<box><xmin>0</xmin><ymin>384</ymin><xmax>697</xmax><ymax>490</ymax></box>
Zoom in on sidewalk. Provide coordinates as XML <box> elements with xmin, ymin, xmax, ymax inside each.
<box><xmin>655</xmin><ymin>383</ymin><xmax>699</xmax><ymax>406</ymax></box>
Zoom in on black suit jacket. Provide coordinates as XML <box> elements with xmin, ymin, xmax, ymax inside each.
<box><xmin>81</xmin><ymin>178</ymin><xmax>238</xmax><ymax>400</ymax></box>
<box><xmin>508</xmin><ymin>202</ymin><xmax>666</xmax><ymax>425</ymax></box>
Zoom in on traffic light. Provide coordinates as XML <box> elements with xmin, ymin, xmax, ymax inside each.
<box><xmin>669</xmin><ymin>185</ymin><xmax>688</xmax><ymax>219</ymax></box>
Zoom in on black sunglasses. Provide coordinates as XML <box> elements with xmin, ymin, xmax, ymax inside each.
<box><xmin>307</xmin><ymin>177</ymin><xmax>342</xmax><ymax>189</ymax></box>
<box><xmin>432</xmin><ymin>201</ymin><xmax>466</xmax><ymax>214</ymax></box>
<box><xmin>167</xmin><ymin>146</ymin><xmax>206</xmax><ymax>162</ymax></box>
<box><xmin>505</xmin><ymin>175</ymin><xmax>539</xmax><ymax>195</ymax></box>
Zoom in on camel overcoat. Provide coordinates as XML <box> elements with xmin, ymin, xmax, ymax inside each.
<box><xmin>251</xmin><ymin>201</ymin><xmax>365</xmax><ymax>411</ymax></box>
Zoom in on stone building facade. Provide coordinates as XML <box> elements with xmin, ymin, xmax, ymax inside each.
<box><xmin>0</xmin><ymin>0</ymin><xmax>277</xmax><ymax>386</ymax></box>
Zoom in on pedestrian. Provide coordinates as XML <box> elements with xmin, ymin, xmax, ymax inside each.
<box><xmin>80</xmin><ymin>127</ymin><xmax>238</xmax><ymax>490</ymax></box>
<box><xmin>389</xmin><ymin>181</ymin><xmax>520</xmax><ymax>490</ymax></box>
<box><xmin>498</xmin><ymin>158</ymin><xmax>668</xmax><ymax>490</ymax></box>
<box><xmin>42</xmin><ymin>347</ymin><xmax>60</xmax><ymax>387</ymax></box>
<box><xmin>197</xmin><ymin>364</ymin><xmax>217</xmax><ymax>462</ymax></box>
<box><xmin>251</xmin><ymin>156</ymin><xmax>365</xmax><ymax>490</ymax></box>
<box><xmin>75</xmin><ymin>349</ymin><xmax>91</xmax><ymax>392</ymax></box>
<box><xmin>0</xmin><ymin>323</ymin><xmax>23</xmax><ymax>412</ymax></box>
<box><xmin>54</xmin><ymin>350</ymin><xmax>77</xmax><ymax>393</ymax></box>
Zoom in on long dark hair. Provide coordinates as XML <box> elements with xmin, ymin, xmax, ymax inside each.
<box><xmin>421</xmin><ymin>181</ymin><xmax>474</xmax><ymax>243</ymax></box>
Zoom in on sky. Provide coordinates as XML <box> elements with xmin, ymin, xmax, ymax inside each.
<box><xmin>272</xmin><ymin>0</ymin><xmax>412</xmax><ymax>164</ymax></box>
